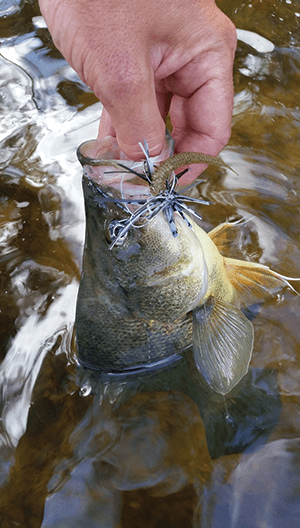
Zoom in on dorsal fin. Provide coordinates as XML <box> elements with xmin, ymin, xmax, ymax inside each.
<box><xmin>208</xmin><ymin>219</ymin><xmax>247</xmax><ymax>256</ymax></box>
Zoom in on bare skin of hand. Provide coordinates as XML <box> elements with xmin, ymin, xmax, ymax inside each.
<box><xmin>39</xmin><ymin>0</ymin><xmax>236</xmax><ymax>184</ymax></box>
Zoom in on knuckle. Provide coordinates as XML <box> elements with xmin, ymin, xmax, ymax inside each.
<box><xmin>218</xmin><ymin>14</ymin><xmax>237</xmax><ymax>58</ymax></box>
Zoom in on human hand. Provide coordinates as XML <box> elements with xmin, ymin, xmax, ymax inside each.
<box><xmin>39</xmin><ymin>0</ymin><xmax>236</xmax><ymax>184</ymax></box>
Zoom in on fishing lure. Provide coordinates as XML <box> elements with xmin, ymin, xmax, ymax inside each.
<box><xmin>105</xmin><ymin>175</ymin><xmax>211</xmax><ymax>249</ymax></box>
<box><xmin>150</xmin><ymin>150</ymin><xmax>236</xmax><ymax>195</ymax></box>
<box><xmin>95</xmin><ymin>140</ymin><xmax>235</xmax><ymax>248</ymax></box>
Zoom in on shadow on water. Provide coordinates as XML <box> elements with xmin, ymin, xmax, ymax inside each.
<box><xmin>0</xmin><ymin>0</ymin><xmax>300</xmax><ymax>527</ymax></box>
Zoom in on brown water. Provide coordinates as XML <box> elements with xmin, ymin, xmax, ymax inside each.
<box><xmin>0</xmin><ymin>1</ymin><xmax>300</xmax><ymax>527</ymax></box>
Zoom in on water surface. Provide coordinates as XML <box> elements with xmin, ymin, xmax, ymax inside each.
<box><xmin>0</xmin><ymin>1</ymin><xmax>300</xmax><ymax>527</ymax></box>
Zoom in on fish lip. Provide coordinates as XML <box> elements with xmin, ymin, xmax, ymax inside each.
<box><xmin>77</xmin><ymin>133</ymin><xmax>174</xmax><ymax>188</ymax></box>
<box><xmin>77</xmin><ymin>353</ymin><xmax>183</xmax><ymax>380</ymax></box>
<box><xmin>77</xmin><ymin>134</ymin><xmax>176</xmax><ymax>237</ymax></box>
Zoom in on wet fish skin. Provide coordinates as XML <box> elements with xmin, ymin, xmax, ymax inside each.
<box><xmin>75</xmin><ymin>176</ymin><xmax>293</xmax><ymax>394</ymax></box>
<box><xmin>75</xmin><ymin>177</ymin><xmax>199</xmax><ymax>372</ymax></box>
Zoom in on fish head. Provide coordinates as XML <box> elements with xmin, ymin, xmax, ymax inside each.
<box><xmin>76</xmin><ymin>169</ymin><xmax>210</xmax><ymax>372</ymax></box>
<box><xmin>109</xmin><ymin>210</ymin><xmax>209</xmax><ymax>321</ymax></box>
<box><xmin>83</xmin><ymin>173</ymin><xmax>209</xmax><ymax>323</ymax></box>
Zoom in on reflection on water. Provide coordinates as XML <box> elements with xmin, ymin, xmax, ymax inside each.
<box><xmin>0</xmin><ymin>0</ymin><xmax>300</xmax><ymax>526</ymax></box>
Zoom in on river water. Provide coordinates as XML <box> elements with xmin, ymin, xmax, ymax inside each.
<box><xmin>0</xmin><ymin>1</ymin><xmax>300</xmax><ymax>527</ymax></box>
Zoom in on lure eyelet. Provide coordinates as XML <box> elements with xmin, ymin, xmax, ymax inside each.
<box><xmin>106</xmin><ymin>219</ymin><xmax>128</xmax><ymax>246</ymax></box>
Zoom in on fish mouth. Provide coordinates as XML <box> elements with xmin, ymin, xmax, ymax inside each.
<box><xmin>77</xmin><ymin>134</ymin><xmax>213</xmax><ymax>247</ymax></box>
<box><xmin>77</xmin><ymin>134</ymin><xmax>174</xmax><ymax>245</ymax></box>
<box><xmin>77</xmin><ymin>134</ymin><xmax>174</xmax><ymax>198</ymax></box>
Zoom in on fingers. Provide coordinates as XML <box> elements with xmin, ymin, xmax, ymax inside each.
<box><xmin>171</xmin><ymin>75</ymin><xmax>234</xmax><ymax>153</ymax></box>
<box><xmin>99</xmin><ymin>89</ymin><xmax>166</xmax><ymax>160</ymax></box>
<box><xmin>39</xmin><ymin>0</ymin><xmax>166</xmax><ymax>159</ymax></box>
<box><xmin>96</xmin><ymin>96</ymin><xmax>166</xmax><ymax>160</ymax></box>
<box><xmin>39</xmin><ymin>0</ymin><xmax>236</xmax><ymax>178</ymax></box>
<box><xmin>169</xmin><ymin>79</ymin><xmax>234</xmax><ymax>185</ymax></box>
<box><xmin>98</xmin><ymin>108</ymin><xmax>116</xmax><ymax>139</ymax></box>
<box><xmin>98</xmin><ymin>59</ymin><xmax>234</xmax><ymax>181</ymax></box>
<box><xmin>167</xmin><ymin>23</ymin><xmax>236</xmax><ymax>184</ymax></box>
<box><xmin>88</xmin><ymin>35</ymin><xmax>165</xmax><ymax>159</ymax></box>
<box><xmin>97</xmin><ymin>95</ymin><xmax>170</xmax><ymax>161</ymax></box>
<box><xmin>93</xmin><ymin>49</ymin><xmax>166</xmax><ymax>158</ymax></box>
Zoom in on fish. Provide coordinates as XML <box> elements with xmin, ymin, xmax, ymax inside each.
<box><xmin>75</xmin><ymin>144</ymin><xmax>298</xmax><ymax>395</ymax></box>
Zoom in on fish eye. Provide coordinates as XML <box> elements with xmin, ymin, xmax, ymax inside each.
<box><xmin>105</xmin><ymin>219</ymin><xmax>128</xmax><ymax>246</ymax></box>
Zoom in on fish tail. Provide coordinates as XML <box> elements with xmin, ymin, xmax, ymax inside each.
<box><xmin>224</xmin><ymin>257</ymin><xmax>299</xmax><ymax>303</ymax></box>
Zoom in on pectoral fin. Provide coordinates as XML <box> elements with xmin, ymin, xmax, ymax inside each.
<box><xmin>193</xmin><ymin>296</ymin><xmax>254</xmax><ymax>395</ymax></box>
<box><xmin>224</xmin><ymin>257</ymin><xmax>299</xmax><ymax>304</ymax></box>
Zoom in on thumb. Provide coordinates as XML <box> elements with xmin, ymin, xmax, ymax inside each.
<box><xmin>95</xmin><ymin>58</ymin><xmax>166</xmax><ymax>159</ymax></box>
